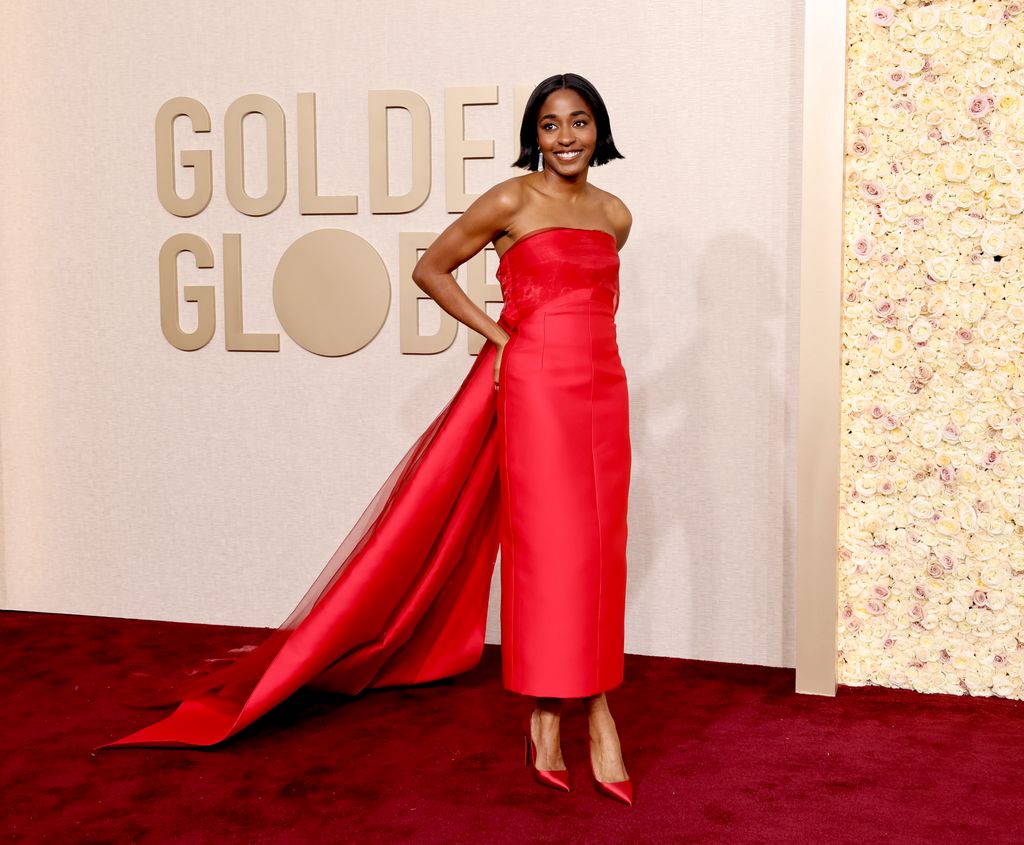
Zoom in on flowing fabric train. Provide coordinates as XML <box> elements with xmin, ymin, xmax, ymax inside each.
<box><xmin>99</xmin><ymin>328</ymin><xmax>507</xmax><ymax>749</ymax></box>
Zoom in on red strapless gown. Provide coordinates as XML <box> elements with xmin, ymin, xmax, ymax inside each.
<box><xmin>99</xmin><ymin>227</ymin><xmax>631</xmax><ymax>749</ymax></box>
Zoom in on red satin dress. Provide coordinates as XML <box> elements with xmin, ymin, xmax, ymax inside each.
<box><xmin>99</xmin><ymin>226</ymin><xmax>631</xmax><ymax>749</ymax></box>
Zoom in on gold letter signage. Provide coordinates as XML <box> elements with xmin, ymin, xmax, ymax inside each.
<box><xmin>156</xmin><ymin>88</ymin><xmax>526</xmax><ymax>356</ymax></box>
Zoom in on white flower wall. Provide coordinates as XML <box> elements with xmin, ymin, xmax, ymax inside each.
<box><xmin>838</xmin><ymin>0</ymin><xmax>1024</xmax><ymax>697</ymax></box>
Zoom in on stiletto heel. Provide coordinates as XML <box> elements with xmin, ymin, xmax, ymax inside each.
<box><xmin>522</xmin><ymin>713</ymin><xmax>570</xmax><ymax>792</ymax></box>
<box><xmin>587</xmin><ymin>735</ymin><xmax>633</xmax><ymax>806</ymax></box>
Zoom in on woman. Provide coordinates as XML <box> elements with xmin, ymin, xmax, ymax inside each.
<box><xmin>412</xmin><ymin>73</ymin><xmax>633</xmax><ymax>803</ymax></box>
<box><xmin>100</xmin><ymin>73</ymin><xmax>633</xmax><ymax>806</ymax></box>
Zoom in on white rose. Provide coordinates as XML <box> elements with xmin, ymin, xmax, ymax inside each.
<box><xmin>909</xmin><ymin>496</ymin><xmax>935</xmax><ymax>519</ymax></box>
<box><xmin>910</xmin><ymin>6</ymin><xmax>940</xmax><ymax>30</ymax></box>
<box><xmin>992</xmin><ymin>675</ymin><xmax>1016</xmax><ymax>697</ymax></box>
<box><xmin>961</xmin><ymin>14</ymin><xmax>989</xmax><ymax>38</ymax></box>
<box><xmin>909</xmin><ymin>319</ymin><xmax>933</xmax><ymax>342</ymax></box>
<box><xmin>981</xmin><ymin>227</ymin><xmax>1006</xmax><ymax>255</ymax></box>
<box><xmin>925</xmin><ymin>255</ymin><xmax>957</xmax><ymax>282</ymax></box>
<box><xmin>981</xmin><ymin>564</ymin><xmax>1010</xmax><ymax>590</ymax></box>
<box><xmin>943</xmin><ymin>154</ymin><xmax>972</xmax><ymax>183</ymax></box>
<box><xmin>915</xmin><ymin>31</ymin><xmax>942</xmax><ymax>54</ymax></box>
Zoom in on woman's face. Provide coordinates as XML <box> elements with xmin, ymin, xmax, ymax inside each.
<box><xmin>535</xmin><ymin>88</ymin><xmax>597</xmax><ymax>176</ymax></box>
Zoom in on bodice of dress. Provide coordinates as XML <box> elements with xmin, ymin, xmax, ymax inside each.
<box><xmin>496</xmin><ymin>227</ymin><xmax>620</xmax><ymax>327</ymax></box>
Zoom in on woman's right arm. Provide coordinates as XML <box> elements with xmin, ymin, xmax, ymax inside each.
<box><xmin>411</xmin><ymin>180</ymin><xmax>521</xmax><ymax>349</ymax></box>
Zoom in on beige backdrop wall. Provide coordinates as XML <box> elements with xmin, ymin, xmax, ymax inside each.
<box><xmin>0</xmin><ymin>0</ymin><xmax>804</xmax><ymax>668</ymax></box>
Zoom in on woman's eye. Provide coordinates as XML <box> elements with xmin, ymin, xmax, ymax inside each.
<box><xmin>542</xmin><ymin>123</ymin><xmax>557</xmax><ymax>131</ymax></box>
<box><xmin>574</xmin><ymin>120</ymin><xmax>588</xmax><ymax>127</ymax></box>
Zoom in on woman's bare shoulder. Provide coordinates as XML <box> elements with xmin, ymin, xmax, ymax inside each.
<box><xmin>479</xmin><ymin>175</ymin><xmax>530</xmax><ymax>212</ymax></box>
<box><xmin>592</xmin><ymin>187</ymin><xmax>632</xmax><ymax>245</ymax></box>
<box><xmin>457</xmin><ymin>176</ymin><xmax>530</xmax><ymax>239</ymax></box>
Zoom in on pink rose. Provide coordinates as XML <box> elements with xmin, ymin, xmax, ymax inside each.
<box><xmin>860</xmin><ymin>180</ymin><xmax>887</xmax><ymax>201</ymax></box>
<box><xmin>886</xmin><ymin>68</ymin><xmax>909</xmax><ymax>88</ymax></box>
<box><xmin>938</xmin><ymin>466</ymin><xmax>956</xmax><ymax>484</ymax></box>
<box><xmin>872</xmin><ymin>6</ymin><xmax>895</xmax><ymax>26</ymax></box>
<box><xmin>853</xmin><ymin>235</ymin><xmax>876</xmax><ymax>260</ymax></box>
<box><xmin>983</xmin><ymin>449</ymin><xmax>1001</xmax><ymax>468</ymax></box>
<box><xmin>968</xmin><ymin>95</ymin><xmax>993</xmax><ymax>118</ymax></box>
<box><xmin>957</xmin><ymin>328</ymin><xmax>973</xmax><ymax>343</ymax></box>
<box><xmin>927</xmin><ymin>562</ymin><xmax>944</xmax><ymax>578</ymax></box>
<box><xmin>909</xmin><ymin>604</ymin><xmax>925</xmax><ymax>622</ymax></box>
<box><xmin>973</xmin><ymin>590</ymin><xmax>988</xmax><ymax>607</ymax></box>
<box><xmin>873</xmin><ymin>299</ymin><xmax>894</xmax><ymax>318</ymax></box>
<box><xmin>913</xmin><ymin>584</ymin><xmax>928</xmax><ymax>600</ymax></box>
<box><xmin>867</xmin><ymin>598</ymin><xmax>886</xmax><ymax>615</ymax></box>
<box><xmin>850</xmin><ymin>138</ymin><xmax>871</xmax><ymax>156</ymax></box>
<box><xmin>871</xmin><ymin>585</ymin><xmax>891</xmax><ymax>599</ymax></box>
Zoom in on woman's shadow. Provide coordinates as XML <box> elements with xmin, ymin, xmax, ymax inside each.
<box><xmin>625</xmin><ymin>230</ymin><xmax>794</xmax><ymax>669</ymax></box>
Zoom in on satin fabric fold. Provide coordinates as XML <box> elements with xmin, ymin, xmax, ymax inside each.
<box><xmin>100</xmin><ymin>330</ymin><xmax>507</xmax><ymax>749</ymax></box>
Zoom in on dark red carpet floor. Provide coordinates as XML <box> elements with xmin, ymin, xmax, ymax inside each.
<box><xmin>3</xmin><ymin>610</ymin><xmax>1023</xmax><ymax>844</ymax></box>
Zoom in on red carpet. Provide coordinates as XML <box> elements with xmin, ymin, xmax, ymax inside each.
<box><xmin>3</xmin><ymin>609</ymin><xmax>1023</xmax><ymax>844</ymax></box>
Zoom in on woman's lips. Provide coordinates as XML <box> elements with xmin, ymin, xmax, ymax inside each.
<box><xmin>554</xmin><ymin>149</ymin><xmax>583</xmax><ymax>161</ymax></box>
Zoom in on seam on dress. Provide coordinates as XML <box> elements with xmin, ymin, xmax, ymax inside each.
<box><xmin>499</xmin><ymin>330</ymin><xmax>519</xmax><ymax>689</ymax></box>
<box><xmin>588</xmin><ymin>301</ymin><xmax>605</xmax><ymax>691</ymax></box>
<box><xmin>541</xmin><ymin>313</ymin><xmax>546</xmax><ymax>370</ymax></box>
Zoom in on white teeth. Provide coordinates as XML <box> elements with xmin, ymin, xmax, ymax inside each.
<box><xmin>556</xmin><ymin>150</ymin><xmax>581</xmax><ymax>159</ymax></box>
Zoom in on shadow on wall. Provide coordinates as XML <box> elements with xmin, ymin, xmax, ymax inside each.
<box><xmin>627</xmin><ymin>231</ymin><xmax>791</xmax><ymax>667</ymax></box>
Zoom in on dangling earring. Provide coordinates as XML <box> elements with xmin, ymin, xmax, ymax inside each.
<box><xmin>537</xmin><ymin>149</ymin><xmax>544</xmax><ymax>171</ymax></box>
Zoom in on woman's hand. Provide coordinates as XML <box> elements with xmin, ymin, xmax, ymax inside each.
<box><xmin>493</xmin><ymin>333</ymin><xmax>510</xmax><ymax>390</ymax></box>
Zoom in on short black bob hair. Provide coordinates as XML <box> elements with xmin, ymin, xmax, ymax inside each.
<box><xmin>512</xmin><ymin>73</ymin><xmax>624</xmax><ymax>170</ymax></box>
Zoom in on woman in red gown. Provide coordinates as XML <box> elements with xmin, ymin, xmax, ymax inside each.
<box><xmin>100</xmin><ymin>73</ymin><xmax>633</xmax><ymax>805</ymax></box>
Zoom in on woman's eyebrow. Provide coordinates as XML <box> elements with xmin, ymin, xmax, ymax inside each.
<box><xmin>540</xmin><ymin>110</ymin><xmax>591</xmax><ymax>120</ymax></box>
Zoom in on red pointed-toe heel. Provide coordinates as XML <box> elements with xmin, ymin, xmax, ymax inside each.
<box><xmin>587</xmin><ymin>735</ymin><xmax>633</xmax><ymax>806</ymax></box>
<box><xmin>522</xmin><ymin>714</ymin><xmax>571</xmax><ymax>792</ymax></box>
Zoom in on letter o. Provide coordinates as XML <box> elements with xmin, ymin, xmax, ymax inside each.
<box><xmin>273</xmin><ymin>229</ymin><xmax>391</xmax><ymax>357</ymax></box>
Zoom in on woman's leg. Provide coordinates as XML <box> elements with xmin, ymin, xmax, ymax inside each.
<box><xmin>584</xmin><ymin>692</ymin><xmax>628</xmax><ymax>781</ymax></box>
<box><xmin>530</xmin><ymin>696</ymin><xmax>566</xmax><ymax>771</ymax></box>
